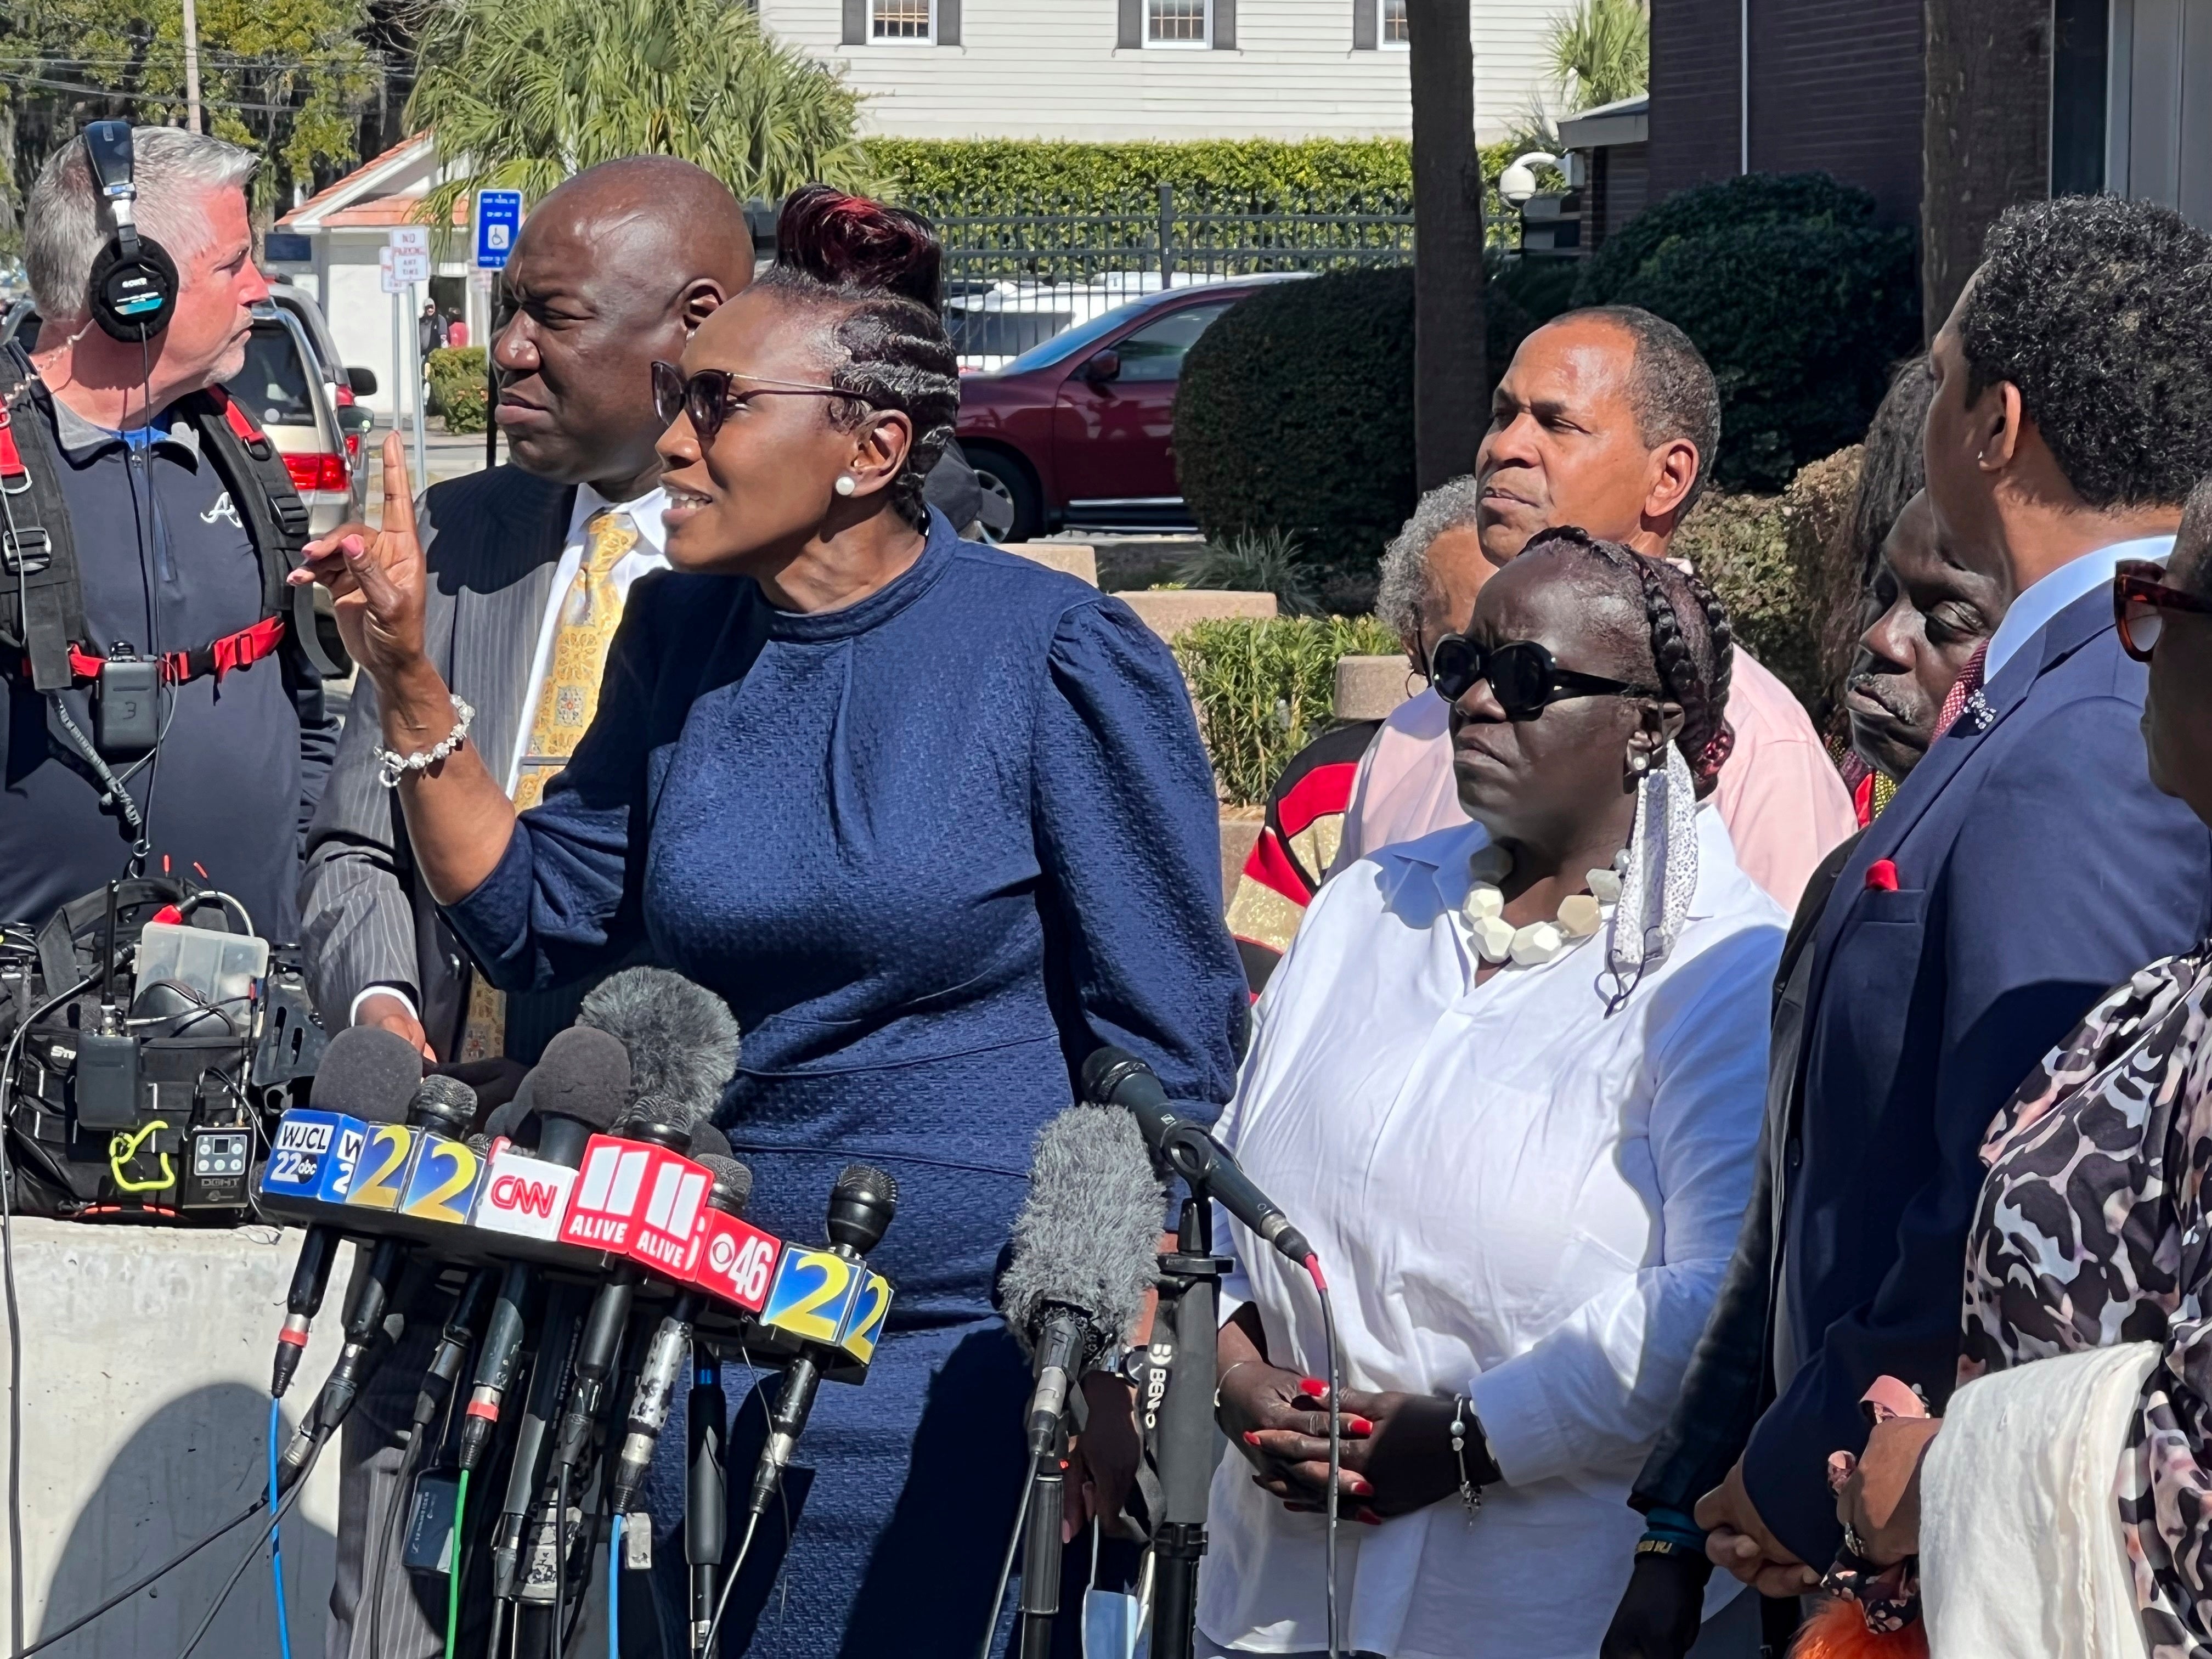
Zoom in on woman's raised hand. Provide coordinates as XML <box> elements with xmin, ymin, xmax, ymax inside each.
<box><xmin>288</xmin><ymin>431</ymin><xmax>428</xmax><ymax>689</ymax></box>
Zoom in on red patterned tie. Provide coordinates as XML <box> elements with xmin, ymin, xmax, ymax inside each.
<box><xmin>1932</xmin><ymin>641</ymin><xmax>1990</xmax><ymax>741</ymax></box>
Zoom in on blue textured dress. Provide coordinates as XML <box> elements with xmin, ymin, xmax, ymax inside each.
<box><xmin>443</xmin><ymin>511</ymin><xmax>1247</xmax><ymax>1657</ymax></box>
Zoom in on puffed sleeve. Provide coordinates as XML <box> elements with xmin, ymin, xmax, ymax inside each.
<box><xmin>438</xmin><ymin>583</ymin><xmax>661</xmax><ymax>994</ymax></box>
<box><xmin>1029</xmin><ymin>596</ymin><xmax>1246</xmax><ymax>1115</ymax></box>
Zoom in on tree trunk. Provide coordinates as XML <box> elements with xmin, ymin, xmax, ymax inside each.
<box><xmin>0</xmin><ymin>98</ymin><xmax>18</xmax><ymax>245</ymax></box>
<box><xmin>1922</xmin><ymin>0</ymin><xmax>2051</xmax><ymax>337</ymax></box>
<box><xmin>1408</xmin><ymin>0</ymin><xmax>1487</xmax><ymax>493</ymax></box>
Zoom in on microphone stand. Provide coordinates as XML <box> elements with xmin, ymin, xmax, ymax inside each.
<box><xmin>686</xmin><ymin>1346</ymin><xmax>726</xmax><ymax>1655</ymax></box>
<box><xmin>1148</xmin><ymin>1193</ymin><xmax>1230</xmax><ymax>1659</ymax></box>
<box><xmin>1015</xmin><ymin>1397</ymin><xmax>1069</xmax><ymax>1659</ymax></box>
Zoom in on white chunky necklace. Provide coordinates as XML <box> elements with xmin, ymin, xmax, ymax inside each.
<box><xmin>1461</xmin><ymin>843</ymin><xmax>1627</xmax><ymax>967</ymax></box>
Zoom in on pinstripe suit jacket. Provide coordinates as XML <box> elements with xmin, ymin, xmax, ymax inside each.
<box><xmin>297</xmin><ymin>464</ymin><xmax>575</xmax><ymax>1058</ymax></box>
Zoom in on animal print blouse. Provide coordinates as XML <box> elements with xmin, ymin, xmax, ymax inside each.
<box><xmin>1962</xmin><ymin>946</ymin><xmax>2212</xmax><ymax>1659</ymax></box>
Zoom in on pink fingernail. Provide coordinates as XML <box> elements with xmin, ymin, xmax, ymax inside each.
<box><xmin>1243</xmin><ymin>1431</ymin><xmax>1261</xmax><ymax>1447</ymax></box>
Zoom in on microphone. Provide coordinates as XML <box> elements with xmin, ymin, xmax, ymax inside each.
<box><xmin>1081</xmin><ymin>1046</ymin><xmax>1316</xmax><ymax>1276</ymax></box>
<box><xmin>275</xmin><ymin>1070</ymin><xmax>478</xmax><ymax>1484</ymax></box>
<box><xmin>687</xmin><ymin>1121</ymin><xmax>732</xmax><ymax>1163</ymax></box>
<box><xmin>606</xmin><ymin>1152</ymin><xmax>755</xmax><ymax>1517</ymax></box>
<box><xmin>743</xmin><ymin>1164</ymin><xmax>898</xmax><ymax>1530</ymax></box>
<box><xmin>577</xmin><ymin>966</ymin><xmax>741</xmax><ymax>1122</ymax></box>
<box><xmin>456</xmin><ymin>1025</ymin><xmax>631</xmax><ymax>1476</ymax></box>
<box><xmin>1001</xmin><ymin>1104</ymin><xmax>1163</xmax><ymax>1459</ymax></box>
<box><xmin>270</xmin><ymin>1025</ymin><xmax>425</xmax><ymax>1396</ymax></box>
<box><xmin>549</xmin><ymin>1107</ymin><xmax>705</xmax><ymax>1481</ymax></box>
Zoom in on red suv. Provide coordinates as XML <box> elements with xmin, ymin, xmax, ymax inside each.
<box><xmin>955</xmin><ymin>274</ymin><xmax>1304</xmax><ymax>541</ymax></box>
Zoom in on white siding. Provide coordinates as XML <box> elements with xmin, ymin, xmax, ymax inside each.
<box><xmin>763</xmin><ymin>0</ymin><xmax>1576</xmax><ymax>142</ymax></box>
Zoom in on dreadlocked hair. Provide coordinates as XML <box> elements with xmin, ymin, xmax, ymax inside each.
<box><xmin>758</xmin><ymin>185</ymin><xmax>959</xmax><ymax>532</ymax></box>
<box><xmin>1524</xmin><ymin>526</ymin><xmax>1736</xmax><ymax>796</ymax></box>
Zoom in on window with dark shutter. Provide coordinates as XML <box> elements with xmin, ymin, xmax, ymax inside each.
<box><xmin>843</xmin><ymin>0</ymin><xmax>867</xmax><ymax>42</ymax></box>
<box><xmin>1212</xmin><ymin>0</ymin><xmax>1234</xmax><ymax>48</ymax></box>
<box><xmin>1119</xmin><ymin>0</ymin><xmax>1143</xmax><ymax>48</ymax></box>
<box><xmin>1353</xmin><ymin>0</ymin><xmax>1376</xmax><ymax>49</ymax></box>
<box><xmin>938</xmin><ymin>0</ymin><xmax>960</xmax><ymax>44</ymax></box>
<box><xmin>1383</xmin><ymin>0</ymin><xmax>1408</xmax><ymax>42</ymax></box>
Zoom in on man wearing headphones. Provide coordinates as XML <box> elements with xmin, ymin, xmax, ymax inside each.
<box><xmin>1</xmin><ymin>126</ymin><xmax>336</xmax><ymax>939</ymax></box>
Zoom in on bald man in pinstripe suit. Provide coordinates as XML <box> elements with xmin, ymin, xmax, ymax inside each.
<box><xmin>298</xmin><ymin>156</ymin><xmax>754</xmax><ymax>1658</ymax></box>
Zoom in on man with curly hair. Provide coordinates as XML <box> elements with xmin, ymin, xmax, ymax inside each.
<box><xmin>1661</xmin><ymin>196</ymin><xmax>2212</xmax><ymax>1656</ymax></box>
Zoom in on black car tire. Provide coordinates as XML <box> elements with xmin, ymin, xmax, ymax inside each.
<box><xmin>963</xmin><ymin>443</ymin><xmax>1044</xmax><ymax>543</ymax></box>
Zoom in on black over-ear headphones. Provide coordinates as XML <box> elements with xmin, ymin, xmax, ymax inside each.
<box><xmin>81</xmin><ymin>121</ymin><xmax>178</xmax><ymax>343</ymax></box>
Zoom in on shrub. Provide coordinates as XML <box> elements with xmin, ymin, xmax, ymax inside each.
<box><xmin>1571</xmin><ymin>173</ymin><xmax>1920</xmax><ymax>492</ymax></box>
<box><xmin>1673</xmin><ymin>445</ymin><xmax>1862</xmax><ymax>718</ymax></box>
<box><xmin>1177</xmin><ymin>529</ymin><xmax>1322</xmax><ymax>616</ymax></box>
<box><xmin>1175</xmin><ymin>614</ymin><xmax>1402</xmax><ymax>805</ymax></box>
<box><xmin>426</xmin><ymin>347</ymin><xmax>489</xmax><ymax>435</ymax></box>
<box><xmin>867</xmin><ymin>138</ymin><xmax>1414</xmax><ymax>215</ymax></box>
<box><xmin>1175</xmin><ymin>260</ymin><xmax>1576</xmax><ymax>581</ymax></box>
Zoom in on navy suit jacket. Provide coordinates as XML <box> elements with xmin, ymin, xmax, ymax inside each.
<box><xmin>1741</xmin><ymin>583</ymin><xmax>2212</xmax><ymax>1561</ymax></box>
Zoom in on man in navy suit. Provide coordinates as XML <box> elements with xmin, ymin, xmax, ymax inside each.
<box><xmin>1687</xmin><ymin>196</ymin><xmax>2212</xmax><ymax>1601</ymax></box>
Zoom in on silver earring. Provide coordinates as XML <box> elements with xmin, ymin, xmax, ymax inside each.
<box><xmin>834</xmin><ymin>475</ymin><xmax>857</xmax><ymax>497</ymax></box>
<box><xmin>1629</xmin><ymin>751</ymin><xmax>1651</xmax><ymax>775</ymax></box>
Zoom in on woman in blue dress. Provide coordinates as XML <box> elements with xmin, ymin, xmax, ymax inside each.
<box><xmin>297</xmin><ymin>189</ymin><xmax>1246</xmax><ymax>1655</ymax></box>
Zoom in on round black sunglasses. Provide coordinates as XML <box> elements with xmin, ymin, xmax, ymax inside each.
<box><xmin>1429</xmin><ymin>634</ymin><xmax>1659</xmax><ymax>721</ymax></box>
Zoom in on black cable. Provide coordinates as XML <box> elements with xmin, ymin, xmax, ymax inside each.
<box><xmin>366</xmin><ymin>1423</ymin><xmax>431</xmax><ymax>1659</ymax></box>
<box><xmin>695</xmin><ymin>1512</ymin><xmax>761</xmax><ymax>1659</ymax></box>
<box><xmin>172</xmin><ymin>1424</ymin><xmax>329</xmax><ymax>1659</ymax></box>
<box><xmin>14</xmin><ymin>1492</ymin><xmax>266</xmax><ymax>1656</ymax></box>
<box><xmin>552</xmin><ymin>1462</ymin><xmax>571</xmax><ymax>1659</ymax></box>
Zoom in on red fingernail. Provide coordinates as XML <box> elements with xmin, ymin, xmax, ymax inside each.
<box><xmin>1242</xmin><ymin>1431</ymin><xmax>1261</xmax><ymax>1447</ymax></box>
<box><xmin>1356</xmin><ymin>1507</ymin><xmax>1383</xmax><ymax>1525</ymax></box>
<box><xmin>1297</xmin><ymin>1378</ymin><xmax>1328</xmax><ymax>1397</ymax></box>
<box><xmin>1348</xmin><ymin>1477</ymin><xmax>1374</xmax><ymax>1497</ymax></box>
<box><xmin>1346</xmin><ymin>1416</ymin><xmax>1374</xmax><ymax>1436</ymax></box>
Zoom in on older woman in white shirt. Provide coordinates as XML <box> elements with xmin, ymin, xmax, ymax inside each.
<box><xmin>1200</xmin><ymin>528</ymin><xmax>1786</xmax><ymax>1659</ymax></box>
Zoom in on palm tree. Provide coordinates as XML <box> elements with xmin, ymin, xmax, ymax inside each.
<box><xmin>404</xmin><ymin>0</ymin><xmax>871</xmax><ymax>223</ymax></box>
<box><xmin>1544</xmin><ymin>0</ymin><xmax>1649</xmax><ymax>112</ymax></box>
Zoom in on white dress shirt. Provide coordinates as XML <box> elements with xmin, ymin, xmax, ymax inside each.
<box><xmin>1198</xmin><ymin>809</ymin><xmax>1784</xmax><ymax>1658</ymax></box>
<box><xmin>348</xmin><ymin>482</ymin><xmax>668</xmax><ymax>1027</ymax></box>
<box><xmin>1982</xmin><ymin>533</ymin><xmax>2174</xmax><ymax>681</ymax></box>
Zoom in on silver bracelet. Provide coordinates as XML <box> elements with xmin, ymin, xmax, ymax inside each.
<box><xmin>1214</xmin><ymin>1359</ymin><xmax>1265</xmax><ymax>1412</ymax></box>
<box><xmin>1448</xmin><ymin>1393</ymin><xmax>1483</xmax><ymax>1524</ymax></box>
<box><xmin>375</xmin><ymin>696</ymin><xmax>475</xmax><ymax>788</ymax></box>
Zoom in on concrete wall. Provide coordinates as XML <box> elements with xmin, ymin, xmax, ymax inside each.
<box><xmin>762</xmin><ymin>0</ymin><xmax>1579</xmax><ymax>141</ymax></box>
<box><xmin>0</xmin><ymin>1221</ymin><xmax>343</xmax><ymax>1659</ymax></box>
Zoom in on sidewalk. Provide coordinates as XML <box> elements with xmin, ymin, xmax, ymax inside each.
<box><xmin>364</xmin><ymin>416</ymin><xmax>493</xmax><ymax>524</ymax></box>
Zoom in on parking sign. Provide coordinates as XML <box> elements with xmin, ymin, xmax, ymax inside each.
<box><xmin>475</xmin><ymin>190</ymin><xmax>524</xmax><ymax>270</ymax></box>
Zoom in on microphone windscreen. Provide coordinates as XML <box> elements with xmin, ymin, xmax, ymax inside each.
<box><xmin>696</xmin><ymin>1153</ymin><xmax>754</xmax><ymax>1215</ymax></box>
<box><xmin>688</xmin><ymin>1122</ymin><xmax>732</xmax><ymax>1162</ymax></box>
<box><xmin>1000</xmin><ymin>1104</ymin><xmax>1162</xmax><ymax>1359</ymax></box>
<box><xmin>308</xmin><ymin>1025</ymin><xmax>426</xmax><ymax>1124</ymax></box>
<box><xmin>577</xmin><ymin>968</ymin><xmax>740</xmax><ymax>1120</ymax></box>
<box><xmin>527</xmin><ymin>1025</ymin><xmax>631</xmax><ymax>1133</ymax></box>
<box><xmin>482</xmin><ymin>1098</ymin><xmax>527</xmax><ymax>1146</ymax></box>
<box><xmin>465</xmin><ymin>1133</ymin><xmax>493</xmax><ymax>1156</ymax></box>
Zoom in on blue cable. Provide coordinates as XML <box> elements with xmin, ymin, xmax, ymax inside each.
<box><xmin>607</xmin><ymin>1512</ymin><xmax>623</xmax><ymax>1659</ymax></box>
<box><xmin>267</xmin><ymin>1399</ymin><xmax>293</xmax><ymax>1659</ymax></box>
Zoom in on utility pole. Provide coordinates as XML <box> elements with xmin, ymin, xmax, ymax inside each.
<box><xmin>1407</xmin><ymin>0</ymin><xmax>1488</xmax><ymax>492</ymax></box>
<box><xmin>179</xmin><ymin>0</ymin><xmax>205</xmax><ymax>133</ymax></box>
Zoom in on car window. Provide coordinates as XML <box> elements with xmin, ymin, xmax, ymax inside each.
<box><xmin>997</xmin><ymin>294</ymin><xmax>1172</xmax><ymax>376</ymax></box>
<box><xmin>1114</xmin><ymin>302</ymin><xmax>1233</xmax><ymax>382</ymax></box>
<box><xmin>945</xmin><ymin>307</ymin><xmax>1076</xmax><ymax>364</ymax></box>
<box><xmin>235</xmin><ymin>323</ymin><xmax>319</xmax><ymax>426</ymax></box>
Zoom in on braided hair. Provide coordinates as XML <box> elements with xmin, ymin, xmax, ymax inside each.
<box><xmin>757</xmin><ymin>186</ymin><xmax>960</xmax><ymax>532</ymax></box>
<box><xmin>1524</xmin><ymin>526</ymin><xmax>1736</xmax><ymax>795</ymax></box>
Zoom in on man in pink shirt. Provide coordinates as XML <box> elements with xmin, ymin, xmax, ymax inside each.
<box><xmin>1335</xmin><ymin>307</ymin><xmax>1857</xmax><ymax>911</ymax></box>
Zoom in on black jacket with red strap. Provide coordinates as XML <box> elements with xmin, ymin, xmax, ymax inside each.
<box><xmin>0</xmin><ymin>341</ymin><xmax>341</xmax><ymax>936</ymax></box>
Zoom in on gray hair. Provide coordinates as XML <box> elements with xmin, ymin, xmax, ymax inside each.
<box><xmin>26</xmin><ymin>126</ymin><xmax>258</xmax><ymax>325</ymax></box>
<box><xmin>1566</xmin><ymin>305</ymin><xmax>1723</xmax><ymax>514</ymax></box>
<box><xmin>1376</xmin><ymin>475</ymin><xmax>1487</xmax><ymax>640</ymax></box>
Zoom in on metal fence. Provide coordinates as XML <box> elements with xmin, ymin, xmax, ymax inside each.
<box><xmin>938</xmin><ymin>183</ymin><xmax>1415</xmax><ymax>369</ymax></box>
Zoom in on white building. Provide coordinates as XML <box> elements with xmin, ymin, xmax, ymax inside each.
<box><xmin>269</xmin><ymin>137</ymin><xmax>485</xmax><ymax>425</ymax></box>
<box><xmin>763</xmin><ymin>0</ymin><xmax>1575</xmax><ymax>142</ymax></box>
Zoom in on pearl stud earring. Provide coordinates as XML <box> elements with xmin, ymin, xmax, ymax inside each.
<box><xmin>834</xmin><ymin>475</ymin><xmax>857</xmax><ymax>497</ymax></box>
<box><xmin>1629</xmin><ymin>750</ymin><xmax>1651</xmax><ymax>774</ymax></box>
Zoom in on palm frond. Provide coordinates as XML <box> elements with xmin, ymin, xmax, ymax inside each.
<box><xmin>1544</xmin><ymin>0</ymin><xmax>1649</xmax><ymax>112</ymax></box>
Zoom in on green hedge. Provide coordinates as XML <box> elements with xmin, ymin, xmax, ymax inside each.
<box><xmin>866</xmin><ymin>138</ymin><xmax>1415</xmax><ymax>213</ymax></box>
<box><xmin>1572</xmin><ymin>173</ymin><xmax>1920</xmax><ymax>492</ymax></box>
<box><xmin>1173</xmin><ymin>258</ymin><xmax>1577</xmax><ymax>581</ymax></box>
<box><xmin>425</xmin><ymin>346</ymin><xmax>489</xmax><ymax>435</ymax></box>
<box><xmin>1174</xmin><ymin>614</ymin><xmax>1402</xmax><ymax>805</ymax></box>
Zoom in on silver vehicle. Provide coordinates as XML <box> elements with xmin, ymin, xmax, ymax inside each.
<box><xmin>262</xmin><ymin>283</ymin><xmax>378</xmax><ymax>521</ymax></box>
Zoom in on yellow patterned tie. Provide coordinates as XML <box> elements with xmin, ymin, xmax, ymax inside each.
<box><xmin>459</xmin><ymin>509</ymin><xmax>641</xmax><ymax>1062</ymax></box>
